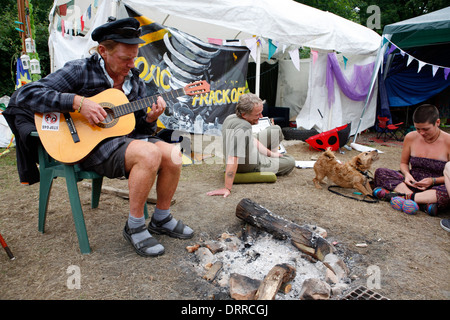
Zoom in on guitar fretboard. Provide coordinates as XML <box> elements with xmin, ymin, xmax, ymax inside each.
<box><xmin>112</xmin><ymin>88</ymin><xmax>185</xmax><ymax>117</ymax></box>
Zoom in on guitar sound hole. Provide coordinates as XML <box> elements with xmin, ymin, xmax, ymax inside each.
<box><xmin>96</xmin><ymin>105</ymin><xmax>118</xmax><ymax>128</ymax></box>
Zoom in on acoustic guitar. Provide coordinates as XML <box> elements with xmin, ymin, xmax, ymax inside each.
<box><xmin>35</xmin><ymin>80</ymin><xmax>210</xmax><ymax>164</ymax></box>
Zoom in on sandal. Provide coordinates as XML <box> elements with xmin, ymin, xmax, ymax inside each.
<box><xmin>123</xmin><ymin>222</ymin><xmax>165</xmax><ymax>257</ymax></box>
<box><xmin>148</xmin><ymin>214</ymin><xmax>194</xmax><ymax>239</ymax></box>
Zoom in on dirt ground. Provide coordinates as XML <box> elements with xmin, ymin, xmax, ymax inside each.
<box><xmin>0</xmin><ymin>130</ymin><xmax>449</xmax><ymax>301</ymax></box>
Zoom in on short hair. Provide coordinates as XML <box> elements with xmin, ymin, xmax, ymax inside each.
<box><xmin>235</xmin><ymin>93</ymin><xmax>265</xmax><ymax>118</ymax></box>
<box><xmin>413</xmin><ymin>104</ymin><xmax>439</xmax><ymax>124</ymax></box>
<box><xmin>89</xmin><ymin>40</ymin><xmax>121</xmax><ymax>55</ymax></box>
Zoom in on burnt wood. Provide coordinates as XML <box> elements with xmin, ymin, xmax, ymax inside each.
<box><xmin>235</xmin><ymin>198</ymin><xmax>334</xmax><ymax>262</ymax></box>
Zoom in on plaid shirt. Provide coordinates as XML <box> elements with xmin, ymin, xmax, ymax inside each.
<box><xmin>16</xmin><ymin>54</ymin><xmax>157</xmax><ymax>168</ymax></box>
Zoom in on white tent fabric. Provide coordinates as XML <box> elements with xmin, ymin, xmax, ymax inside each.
<box><xmin>297</xmin><ymin>50</ymin><xmax>379</xmax><ymax>134</ymax></box>
<box><xmin>121</xmin><ymin>0</ymin><xmax>381</xmax><ymax>55</ymax></box>
<box><xmin>48</xmin><ymin>0</ymin><xmax>113</xmax><ymax>72</ymax></box>
<box><xmin>48</xmin><ymin>0</ymin><xmax>381</xmax><ymax>135</ymax></box>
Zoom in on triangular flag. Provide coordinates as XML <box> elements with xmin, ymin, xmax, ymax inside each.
<box><xmin>343</xmin><ymin>56</ymin><xmax>348</xmax><ymax>70</ymax></box>
<box><xmin>400</xmin><ymin>50</ymin><xmax>406</xmax><ymax>56</ymax></box>
<box><xmin>245</xmin><ymin>38</ymin><xmax>258</xmax><ymax>61</ymax></box>
<box><xmin>406</xmin><ymin>55</ymin><xmax>414</xmax><ymax>66</ymax></box>
<box><xmin>268</xmin><ymin>39</ymin><xmax>277</xmax><ymax>60</ymax></box>
<box><xmin>445</xmin><ymin>68</ymin><xmax>450</xmax><ymax>80</ymax></box>
<box><xmin>87</xmin><ymin>5</ymin><xmax>91</xmax><ymax>19</ymax></box>
<box><xmin>387</xmin><ymin>44</ymin><xmax>397</xmax><ymax>55</ymax></box>
<box><xmin>59</xmin><ymin>4</ymin><xmax>67</xmax><ymax>16</ymax></box>
<box><xmin>311</xmin><ymin>50</ymin><xmax>318</xmax><ymax>65</ymax></box>
<box><xmin>61</xmin><ymin>19</ymin><xmax>65</xmax><ymax>37</ymax></box>
<box><xmin>417</xmin><ymin>60</ymin><xmax>426</xmax><ymax>73</ymax></box>
<box><xmin>289</xmin><ymin>48</ymin><xmax>300</xmax><ymax>71</ymax></box>
<box><xmin>432</xmin><ymin>65</ymin><xmax>439</xmax><ymax>77</ymax></box>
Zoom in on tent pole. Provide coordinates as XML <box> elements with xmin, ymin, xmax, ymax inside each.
<box><xmin>111</xmin><ymin>0</ymin><xmax>120</xmax><ymax>18</ymax></box>
<box><xmin>353</xmin><ymin>37</ymin><xmax>388</xmax><ymax>143</ymax></box>
<box><xmin>255</xmin><ymin>37</ymin><xmax>261</xmax><ymax>96</ymax></box>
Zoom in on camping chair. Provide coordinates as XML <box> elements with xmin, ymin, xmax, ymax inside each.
<box><xmin>376</xmin><ymin>116</ymin><xmax>404</xmax><ymax>142</ymax></box>
<box><xmin>30</xmin><ymin>132</ymin><xmax>149</xmax><ymax>254</ymax></box>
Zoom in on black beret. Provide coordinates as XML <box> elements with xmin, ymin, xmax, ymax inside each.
<box><xmin>91</xmin><ymin>17</ymin><xmax>145</xmax><ymax>44</ymax></box>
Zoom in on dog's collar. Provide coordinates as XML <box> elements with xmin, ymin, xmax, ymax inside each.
<box><xmin>358</xmin><ymin>169</ymin><xmax>373</xmax><ymax>179</ymax></box>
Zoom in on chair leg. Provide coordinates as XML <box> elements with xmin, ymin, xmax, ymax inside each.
<box><xmin>90</xmin><ymin>177</ymin><xmax>103</xmax><ymax>209</ymax></box>
<box><xmin>38</xmin><ymin>168</ymin><xmax>54</xmax><ymax>234</ymax></box>
<box><xmin>64</xmin><ymin>165</ymin><xmax>91</xmax><ymax>254</ymax></box>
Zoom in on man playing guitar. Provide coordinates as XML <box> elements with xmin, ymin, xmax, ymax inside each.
<box><xmin>15</xmin><ymin>18</ymin><xmax>196</xmax><ymax>257</ymax></box>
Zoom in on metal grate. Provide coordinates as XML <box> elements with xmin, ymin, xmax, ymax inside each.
<box><xmin>342</xmin><ymin>286</ymin><xmax>389</xmax><ymax>300</ymax></box>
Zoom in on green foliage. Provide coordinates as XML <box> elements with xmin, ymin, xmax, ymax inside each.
<box><xmin>0</xmin><ymin>0</ymin><xmax>53</xmax><ymax>98</ymax></box>
<box><xmin>358</xmin><ymin>0</ymin><xmax>449</xmax><ymax>34</ymax></box>
<box><xmin>296</xmin><ymin>0</ymin><xmax>449</xmax><ymax>35</ymax></box>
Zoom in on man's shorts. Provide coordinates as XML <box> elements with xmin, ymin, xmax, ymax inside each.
<box><xmin>87</xmin><ymin>137</ymin><xmax>162</xmax><ymax>179</ymax></box>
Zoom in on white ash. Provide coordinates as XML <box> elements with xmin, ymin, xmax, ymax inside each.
<box><xmin>199</xmin><ymin>232</ymin><xmax>329</xmax><ymax>299</ymax></box>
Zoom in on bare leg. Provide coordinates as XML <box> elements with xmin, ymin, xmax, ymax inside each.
<box><xmin>148</xmin><ymin>141</ymin><xmax>193</xmax><ymax>238</ymax></box>
<box><xmin>394</xmin><ymin>182</ymin><xmax>437</xmax><ymax>204</ymax></box>
<box><xmin>123</xmin><ymin>140</ymin><xmax>165</xmax><ymax>256</ymax></box>
<box><xmin>153</xmin><ymin>141</ymin><xmax>182</xmax><ymax>210</ymax></box>
<box><xmin>125</xmin><ymin>140</ymin><xmax>162</xmax><ymax>218</ymax></box>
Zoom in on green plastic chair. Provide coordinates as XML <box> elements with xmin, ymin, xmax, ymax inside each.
<box><xmin>30</xmin><ymin>132</ymin><xmax>148</xmax><ymax>254</ymax></box>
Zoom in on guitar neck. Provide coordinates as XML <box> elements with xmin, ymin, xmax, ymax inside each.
<box><xmin>112</xmin><ymin>88</ymin><xmax>185</xmax><ymax>117</ymax></box>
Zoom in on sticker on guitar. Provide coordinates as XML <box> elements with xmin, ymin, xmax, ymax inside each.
<box><xmin>41</xmin><ymin>112</ymin><xmax>61</xmax><ymax>131</ymax></box>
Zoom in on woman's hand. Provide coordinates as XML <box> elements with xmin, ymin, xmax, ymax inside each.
<box><xmin>206</xmin><ymin>188</ymin><xmax>231</xmax><ymax>198</ymax></box>
<box><xmin>411</xmin><ymin>177</ymin><xmax>434</xmax><ymax>191</ymax></box>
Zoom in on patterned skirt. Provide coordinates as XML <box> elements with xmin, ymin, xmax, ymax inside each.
<box><xmin>374</xmin><ymin>156</ymin><xmax>449</xmax><ymax>208</ymax></box>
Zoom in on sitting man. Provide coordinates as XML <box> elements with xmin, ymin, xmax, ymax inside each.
<box><xmin>11</xmin><ymin>18</ymin><xmax>193</xmax><ymax>257</ymax></box>
<box><xmin>207</xmin><ymin>93</ymin><xmax>295</xmax><ymax>198</ymax></box>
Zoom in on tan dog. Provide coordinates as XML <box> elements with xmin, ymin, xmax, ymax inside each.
<box><xmin>313</xmin><ymin>148</ymin><xmax>379</xmax><ymax>196</ymax></box>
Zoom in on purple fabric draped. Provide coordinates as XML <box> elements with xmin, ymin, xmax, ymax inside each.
<box><xmin>326</xmin><ymin>52</ymin><xmax>374</xmax><ymax>108</ymax></box>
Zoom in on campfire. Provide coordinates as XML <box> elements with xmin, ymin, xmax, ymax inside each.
<box><xmin>186</xmin><ymin>198</ymin><xmax>355</xmax><ymax>300</ymax></box>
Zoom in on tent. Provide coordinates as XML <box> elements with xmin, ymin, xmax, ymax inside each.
<box><xmin>353</xmin><ymin>6</ymin><xmax>450</xmax><ymax>141</ymax></box>
<box><xmin>48</xmin><ymin>0</ymin><xmax>381</xmax><ymax>135</ymax></box>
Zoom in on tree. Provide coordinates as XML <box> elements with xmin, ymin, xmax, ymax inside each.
<box><xmin>296</xmin><ymin>0</ymin><xmax>449</xmax><ymax>35</ymax></box>
<box><xmin>358</xmin><ymin>0</ymin><xmax>449</xmax><ymax>34</ymax></box>
<box><xmin>0</xmin><ymin>0</ymin><xmax>53</xmax><ymax>97</ymax></box>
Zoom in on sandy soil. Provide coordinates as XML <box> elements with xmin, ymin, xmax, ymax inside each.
<box><xmin>0</xmin><ymin>131</ymin><xmax>449</xmax><ymax>300</ymax></box>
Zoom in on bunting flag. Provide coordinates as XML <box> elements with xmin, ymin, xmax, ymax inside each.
<box><xmin>289</xmin><ymin>48</ymin><xmax>300</xmax><ymax>71</ymax></box>
<box><xmin>311</xmin><ymin>50</ymin><xmax>318</xmax><ymax>65</ymax></box>
<box><xmin>80</xmin><ymin>15</ymin><xmax>84</xmax><ymax>31</ymax></box>
<box><xmin>59</xmin><ymin>4</ymin><xmax>67</xmax><ymax>16</ymax></box>
<box><xmin>268</xmin><ymin>39</ymin><xmax>277</xmax><ymax>60</ymax></box>
<box><xmin>245</xmin><ymin>37</ymin><xmax>258</xmax><ymax>61</ymax></box>
<box><xmin>385</xmin><ymin>37</ymin><xmax>450</xmax><ymax>79</ymax></box>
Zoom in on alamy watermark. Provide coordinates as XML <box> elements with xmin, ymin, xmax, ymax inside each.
<box><xmin>366</xmin><ymin>265</ymin><xmax>381</xmax><ymax>289</ymax></box>
<box><xmin>66</xmin><ymin>265</ymin><xmax>81</xmax><ymax>290</ymax></box>
<box><xmin>365</xmin><ymin>5</ymin><xmax>381</xmax><ymax>30</ymax></box>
